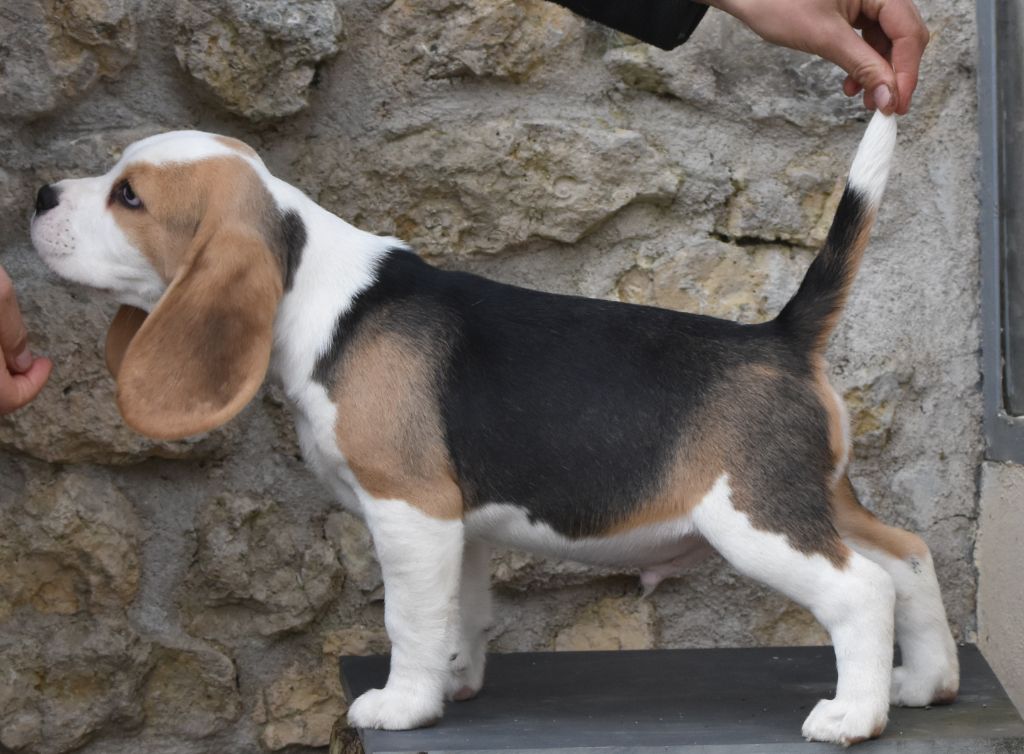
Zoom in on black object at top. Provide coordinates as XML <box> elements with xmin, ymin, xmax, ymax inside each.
<box><xmin>547</xmin><ymin>0</ymin><xmax>709</xmax><ymax>50</ymax></box>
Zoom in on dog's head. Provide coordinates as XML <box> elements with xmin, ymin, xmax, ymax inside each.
<box><xmin>31</xmin><ymin>132</ymin><xmax>292</xmax><ymax>441</ymax></box>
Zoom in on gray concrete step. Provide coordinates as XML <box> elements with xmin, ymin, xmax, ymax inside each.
<box><xmin>341</xmin><ymin>645</ymin><xmax>1024</xmax><ymax>753</ymax></box>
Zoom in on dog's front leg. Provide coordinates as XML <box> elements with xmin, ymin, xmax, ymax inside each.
<box><xmin>348</xmin><ymin>497</ymin><xmax>464</xmax><ymax>730</ymax></box>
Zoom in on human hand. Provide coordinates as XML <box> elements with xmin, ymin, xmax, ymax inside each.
<box><xmin>701</xmin><ymin>0</ymin><xmax>929</xmax><ymax>115</ymax></box>
<box><xmin>0</xmin><ymin>265</ymin><xmax>52</xmax><ymax>414</ymax></box>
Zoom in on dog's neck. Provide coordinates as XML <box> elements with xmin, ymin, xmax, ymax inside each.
<box><xmin>264</xmin><ymin>174</ymin><xmax>397</xmax><ymax>401</ymax></box>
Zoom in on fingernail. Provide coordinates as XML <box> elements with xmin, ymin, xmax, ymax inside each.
<box><xmin>13</xmin><ymin>351</ymin><xmax>32</xmax><ymax>373</ymax></box>
<box><xmin>873</xmin><ymin>84</ymin><xmax>892</xmax><ymax>111</ymax></box>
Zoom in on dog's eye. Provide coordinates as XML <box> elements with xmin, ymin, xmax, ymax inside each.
<box><xmin>116</xmin><ymin>182</ymin><xmax>143</xmax><ymax>209</ymax></box>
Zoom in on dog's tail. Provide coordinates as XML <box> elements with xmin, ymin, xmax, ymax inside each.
<box><xmin>775</xmin><ymin>112</ymin><xmax>897</xmax><ymax>352</ymax></box>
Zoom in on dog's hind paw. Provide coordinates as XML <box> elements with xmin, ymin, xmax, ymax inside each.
<box><xmin>890</xmin><ymin>665</ymin><xmax>959</xmax><ymax>707</ymax></box>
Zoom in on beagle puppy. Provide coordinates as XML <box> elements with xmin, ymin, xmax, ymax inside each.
<box><xmin>30</xmin><ymin>113</ymin><xmax>958</xmax><ymax>745</ymax></box>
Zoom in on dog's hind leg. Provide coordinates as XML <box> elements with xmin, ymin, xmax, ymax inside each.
<box><xmin>445</xmin><ymin>537</ymin><xmax>492</xmax><ymax>701</ymax></box>
<box><xmin>347</xmin><ymin>496</ymin><xmax>464</xmax><ymax>730</ymax></box>
<box><xmin>693</xmin><ymin>474</ymin><xmax>894</xmax><ymax>746</ymax></box>
<box><xmin>832</xmin><ymin>475</ymin><xmax>959</xmax><ymax>707</ymax></box>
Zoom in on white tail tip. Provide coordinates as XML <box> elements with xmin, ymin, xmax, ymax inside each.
<box><xmin>847</xmin><ymin>111</ymin><xmax>897</xmax><ymax>207</ymax></box>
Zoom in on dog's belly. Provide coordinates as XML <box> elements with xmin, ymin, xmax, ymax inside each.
<box><xmin>465</xmin><ymin>502</ymin><xmax>711</xmax><ymax>571</ymax></box>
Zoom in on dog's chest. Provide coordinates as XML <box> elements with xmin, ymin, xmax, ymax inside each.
<box><xmin>288</xmin><ymin>384</ymin><xmax>365</xmax><ymax>515</ymax></box>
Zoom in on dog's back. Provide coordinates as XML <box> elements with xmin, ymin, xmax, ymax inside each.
<box><xmin>320</xmin><ymin>113</ymin><xmax>899</xmax><ymax>557</ymax></box>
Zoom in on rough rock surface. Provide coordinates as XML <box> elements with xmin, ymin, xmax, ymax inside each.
<box><xmin>0</xmin><ymin>613</ymin><xmax>152</xmax><ymax>754</ymax></box>
<box><xmin>0</xmin><ymin>1</ymin><xmax>983</xmax><ymax>752</ymax></box>
<box><xmin>0</xmin><ymin>470</ymin><xmax>140</xmax><ymax>618</ymax></box>
<box><xmin>554</xmin><ymin>596</ymin><xmax>656</xmax><ymax>651</ymax></box>
<box><xmin>142</xmin><ymin>646</ymin><xmax>242</xmax><ymax>739</ymax></box>
<box><xmin>381</xmin><ymin>0</ymin><xmax>584</xmax><ymax>81</ymax></box>
<box><xmin>0</xmin><ymin>1</ymin><xmax>137</xmax><ymax>122</ymax></box>
<box><xmin>316</xmin><ymin>119</ymin><xmax>681</xmax><ymax>256</ymax></box>
<box><xmin>181</xmin><ymin>494</ymin><xmax>345</xmax><ymax>639</ymax></box>
<box><xmin>254</xmin><ymin>656</ymin><xmax>346</xmax><ymax>750</ymax></box>
<box><xmin>174</xmin><ymin>0</ymin><xmax>343</xmax><ymax>121</ymax></box>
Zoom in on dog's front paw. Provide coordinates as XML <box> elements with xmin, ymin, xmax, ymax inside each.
<box><xmin>801</xmin><ymin>698</ymin><xmax>887</xmax><ymax>746</ymax></box>
<box><xmin>890</xmin><ymin>665</ymin><xmax>959</xmax><ymax>707</ymax></box>
<box><xmin>347</xmin><ymin>687</ymin><xmax>443</xmax><ymax>730</ymax></box>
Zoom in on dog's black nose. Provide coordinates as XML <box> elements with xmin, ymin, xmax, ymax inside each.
<box><xmin>35</xmin><ymin>184</ymin><xmax>60</xmax><ymax>214</ymax></box>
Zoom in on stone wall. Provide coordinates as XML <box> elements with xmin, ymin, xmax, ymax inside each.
<box><xmin>0</xmin><ymin>1</ymin><xmax>982</xmax><ymax>752</ymax></box>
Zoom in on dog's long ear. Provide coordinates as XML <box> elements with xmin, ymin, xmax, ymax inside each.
<box><xmin>106</xmin><ymin>305</ymin><xmax>148</xmax><ymax>379</ymax></box>
<box><xmin>113</xmin><ymin>223</ymin><xmax>283</xmax><ymax>440</ymax></box>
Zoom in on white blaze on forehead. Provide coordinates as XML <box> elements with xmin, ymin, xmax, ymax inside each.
<box><xmin>118</xmin><ymin>130</ymin><xmax>264</xmax><ymax>171</ymax></box>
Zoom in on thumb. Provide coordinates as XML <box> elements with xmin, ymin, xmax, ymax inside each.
<box><xmin>823</xmin><ymin>23</ymin><xmax>898</xmax><ymax>114</ymax></box>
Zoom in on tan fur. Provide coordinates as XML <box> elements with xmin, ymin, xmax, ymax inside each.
<box><xmin>214</xmin><ymin>135</ymin><xmax>259</xmax><ymax>159</ymax></box>
<box><xmin>725</xmin><ymin>364</ymin><xmax>850</xmax><ymax>568</ymax></box>
<box><xmin>603</xmin><ymin>363</ymin><xmax>850</xmax><ymax>572</ymax></box>
<box><xmin>333</xmin><ymin>324</ymin><xmax>462</xmax><ymax>520</ymax></box>
<box><xmin>105</xmin><ymin>305</ymin><xmax>148</xmax><ymax>378</ymax></box>
<box><xmin>109</xmin><ymin>158</ymin><xmax>270</xmax><ymax>279</ymax></box>
<box><xmin>107</xmin><ymin>157</ymin><xmax>284</xmax><ymax>440</ymax></box>
<box><xmin>811</xmin><ymin>356</ymin><xmax>848</xmax><ymax>473</ymax></box>
<box><xmin>603</xmin><ymin>440</ymin><xmax>722</xmax><ymax>535</ymax></box>
<box><xmin>832</xmin><ymin>475</ymin><xmax>929</xmax><ymax>560</ymax></box>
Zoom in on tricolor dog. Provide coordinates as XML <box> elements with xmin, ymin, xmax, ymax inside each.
<box><xmin>30</xmin><ymin>113</ymin><xmax>958</xmax><ymax>745</ymax></box>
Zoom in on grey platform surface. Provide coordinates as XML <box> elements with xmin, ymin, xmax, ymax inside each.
<box><xmin>341</xmin><ymin>645</ymin><xmax>1024</xmax><ymax>753</ymax></box>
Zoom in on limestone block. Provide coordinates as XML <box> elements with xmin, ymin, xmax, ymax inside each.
<box><xmin>174</xmin><ymin>0</ymin><xmax>343</xmax><ymax>121</ymax></box>
<box><xmin>142</xmin><ymin>646</ymin><xmax>242</xmax><ymax>739</ymax></box>
<box><xmin>322</xmin><ymin>625</ymin><xmax>390</xmax><ymax>659</ymax></box>
<box><xmin>604</xmin><ymin>14</ymin><xmax>862</xmax><ymax>130</ymax></box>
<box><xmin>554</xmin><ymin>596</ymin><xmax>656</xmax><ymax>651</ymax></box>
<box><xmin>0</xmin><ymin>469</ymin><xmax>140</xmax><ymax>619</ymax></box>
<box><xmin>0</xmin><ymin>0</ymin><xmax>137</xmax><ymax>121</ymax></box>
<box><xmin>716</xmin><ymin>172</ymin><xmax>844</xmax><ymax>248</ymax></box>
<box><xmin>325</xmin><ymin>510</ymin><xmax>382</xmax><ymax>595</ymax></box>
<box><xmin>492</xmin><ymin>548</ymin><xmax>617</xmax><ymax>592</ymax></box>
<box><xmin>324</xmin><ymin>120</ymin><xmax>680</xmax><ymax>256</ymax></box>
<box><xmin>254</xmin><ymin>657</ymin><xmax>346</xmax><ymax>750</ymax></box>
<box><xmin>842</xmin><ymin>370</ymin><xmax>913</xmax><ymax>455</ymax></box>
<box><xmin>381</xmin><ymin>0</ymin><xmax>584</xmax><ymax>81</ymax></box>
<box><xmin>652</xmin><ymin>565</ymin><xmax>829</xmax><ymax>649</ymax></box>
<box><xmin>0</xmin><ymin>613</ymin><xmax>152</xmax><ymax>754</ymax></box>
<box><xmin>181</xmin><ymin>494</ymin><xmax>344</xmax><ymax>638</ymax></box>
<box><xmin>616</xmin><ymin>239</ymin><xmax>814</xmax><ymax>324</ymax></box>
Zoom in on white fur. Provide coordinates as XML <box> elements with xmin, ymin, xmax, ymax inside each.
<box><xmin>122</xmin><ymin>130</ymin><xmax>263</xmax><ymax>170</ymax></box>
<box><xmin>639</xmin><ymin>538</ymin><xmax>714</xmax><ymax>596</ymax></box>
<box><xmin>446</xmin><ymin>538</ymin><xmax>493</xmax><ymax>701</ymax></box>
<box><xmin>348</xmin><ymin>496</ymin><xmax>464</xmax><ymax>730</ymax></box>
<box><xmin>261</xmin><ymin>175</ymin><xmax>396</xmax><ymax>512</ymax></box>
<box><xmin>466</xmin><ymin>502</ymin><xmax>701</xmax><ymax>569</ymax></box>
<box><xmin>692</xmin><ymin>475</ymin><xmax>895</xmax><ymax>746</ymax></box>
<box><xmin>30</xmin><ymin>170</ymin><xmax>165</xmax><ymax>309</ymax></box>
<box><xmin>847</xmin><ymin>543</ymin><xmax>959</xmax><ymax>707</ymax></box>
<box><xmin>847</xmin><ymin>112</ymin><xmax>897</xmax><ymax>207</ymax></box>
